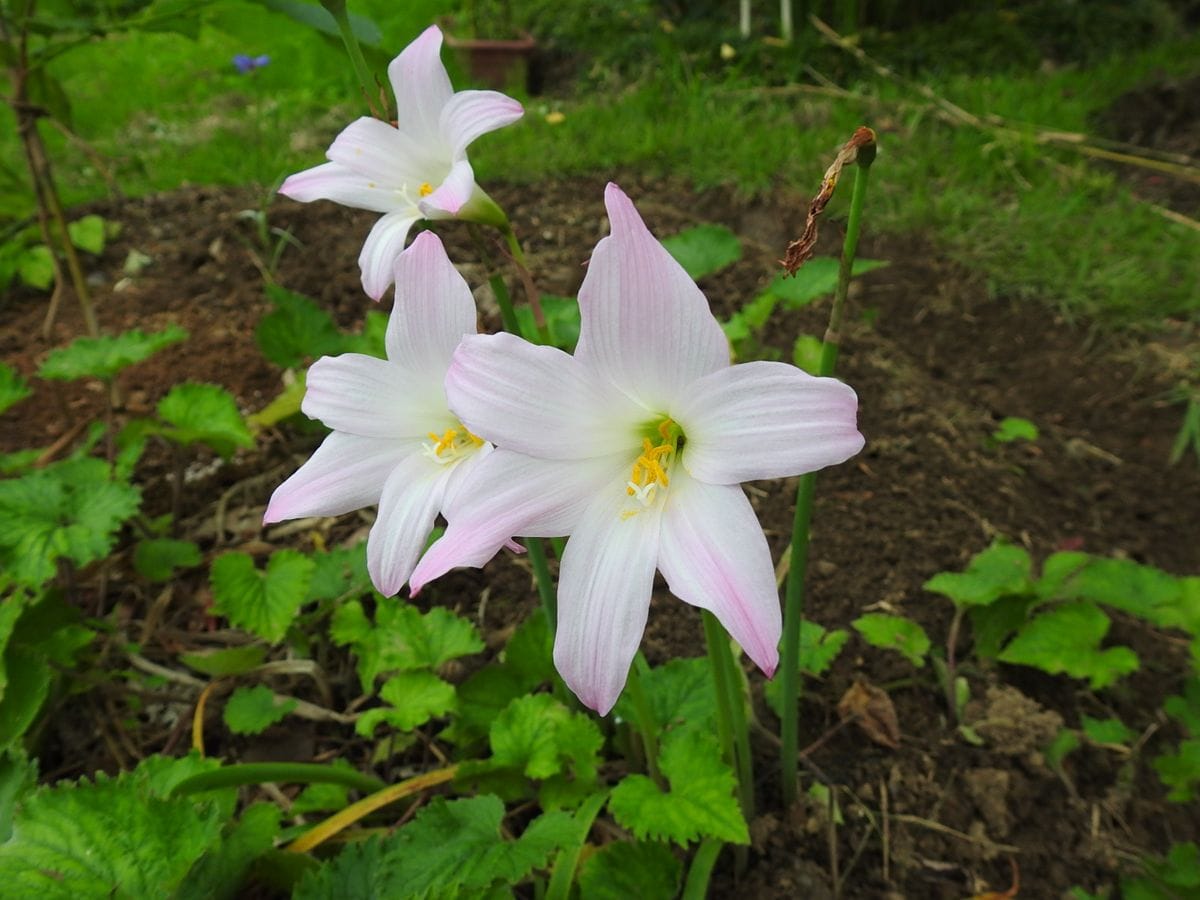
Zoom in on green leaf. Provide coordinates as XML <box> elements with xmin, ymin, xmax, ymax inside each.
<box><xmin>661</xmin><ymin>224</ymin><xmax>742</xmax><ymax>280</ymax></box>
<box><xmin>251</xmin><ymin>0</ymin><xmax>383</xmax><ymax>48</ymax></box>
<box><xmin>0</xmin><ymin>648</ymin><xmax>50</xmax><ymax>750</ymax></box>
<box><xmin>39</xmin><ymin>325</ymin><xmax>187</xmax><ymax>382</ymax></box>
<box><xmin>608</xmin><ymin>728</ymin><xmax>748</xmax><ymax>846</ymax></box>
<box><xmin>791</xmin><ymin>333</ymin><xmax>824</xmax><ymax>374</ymax></box>
<box><xmin>767</xmin><ymin>257</ymin><xmax>887</xmax><ymax>309</ymax></box>
<box><xmin>1044</xmin><ymin>728</ymin><xmax>1081</xmax><ymax>769</ymax></box>
<box><xmin>1058</xmin><ymin>557</ymin><xmax>1196</xmax><ymax>632</ymax></box>
<box><xmin>356</xmin><ymin>671</ymin><xmax>457</xmax><ymax>734</ymax></box>
<box><xmin>295</xmin><ymin>796</ymin><xmax>573</xmax><ymax>900</ymax></box>
<box><xmin>210</xmin><ymin>550</ymin><xmax>316</xmax><ymax>643</ymax></box>
<box><xmin>331</xmin><ymin>597</ymin><xmax>483</xmax><ymax>690</ymax></box>
<box><xmin>0</xmin><ymin>364</ymin><xmax>32</xmax><ymax>416</ymax></box>
<box><xmin>0</xmin><ymin>749</ymin><xmax>37</xmax><ymax>843</ymax></box>
<box><xmin>255</xmin><ymin>286</ymin><xmax>345</xmax><ymax>369</ymax></box>
<box><xmin>133</xmin><ymin>538</ymin><xmax>201</xmax><ymax>582</ymax></box>
<box><xmin>722</xmin><ymin>292</ymin><xmax>776</xmax><ymax>342</ymax></box>
<box><xmin>852</xmin><ymin>613</ymin><xmax>930</xmax><ymax>667</ymax></box>
<box><xmin>614</xmin><ymin>657</ymin><xmax>717</xmax><ymax>736</ymax></box>
<box><xmin>923</xmin><ymin>542</ymin><xmax>1034</xmax><ymax>609</ymax></box>
<box><xmin>998</xmin><ymin>601</ymin><xmax>1138</xmax><ymax>689</ymax></box>
<box><xmin>0</xmin><ymin>458</ymin><xmax>141</xmax><ymax>588</ymax></box>
<box><xmin>157</xmin><ymin>382</ymin><xmax>254</xmax><ymax>457</ymax></box>
<box><xmin>1155</xmin><ymin>740</ymin><xmax>1200</xmax><ymax>802</ymax></box>
<box><xmin>16</xmin><ymin>245</ymin><xmax>54</xmax><ymax>290</ymax></box>
<box><xmin>515</xmin><ymin>295</ymin><xmax>582</xmax><ymax>352</ymax></box>
<box><xmin>66</xmin><ymin>215</ymin><xmax>106</xmax><ymax>255</ymax></box>
<box><xmin>764</xmin><ymin>621</ymin><xmax>849</xmax><ymax>717</ymax></box>
<box><xmin>992</xmin><ymin>416</ymin><xmax>1038</xmax><ymax>443</ymax></box>
<box><xmin>305</xmin><ymin>541</ymin><xmax>371</xmax><ymax>602</ymax></box>
<box><xmin>1081</xmin><ymin>716</ymin><xmax>1135</xmax><ymax>746</ymax></box>
<box><xmin>291</xmin><ymin>780</ymin><xmax>349</xmax><ymax>815</ymax></box>
<box><xmin>577</xmin><ymin>840</ymin><xmax>682</xmax><ymax>900</ymax></box>
<box><xmin>176</xmin><ymin>803</ymin><xmax>281</xmax><ymax>900</ymax></box>
<box><xmin>180</xmin><ymin>645</ymin><xmax>267</xmax><ymax>677</ymax></box>
<box><xmin>224</xmin><ymin>685</ymin><xmax>297</xmax><ymax>735</ymax></box>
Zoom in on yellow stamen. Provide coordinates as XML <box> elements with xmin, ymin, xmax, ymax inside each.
<box><xmin>424</xmin><ymin>426</ymin><xmax>483</xmax><ymax>465</ymax></box>
<box><xmin>625</xmin><ymin>423</ymin><xmax>679</xmax><ymax>505</ymax></box>
<box><xmin>418</xmin><ymin>182</ymin><xmax>434</xmax><ymax>197</ymax></box>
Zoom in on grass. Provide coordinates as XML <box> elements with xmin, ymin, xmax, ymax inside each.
<box><xmin>1</xmin><ymin>4</ymin><xmax>1197</xmax><ymax>326</ymax></box>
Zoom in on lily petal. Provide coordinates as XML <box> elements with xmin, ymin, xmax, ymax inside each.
<box><xmin>388</xmin><ymin>25</ymin><xmax>454</xmax><ymax>146</ymax></box>
<box><xmin>302</xmin><ymin>354</ymin><xmax>449</xmax><ymax>439</ymax></box>
<box><xmin>359</xmin><ymin>210</ymin><xmax>421</xmax><ymax>301</ymax></box>
<box><xmin>554</xmin><ymin>470</ymin><xmax>664</xmax><ymax>714</ymax></box>
<box><xmin>279</xmin><ymin>161</ymin><xmax>396</xmax><ymax>215</ymax></box>
<box><xmin>326</xmin><ymin>117</ymin><xmax>438</xmax><ymax>192</ymax></box>
<box><xmin>388</xmin><ymin>231</ymin><xmax>479</xmax><ymax>380</ymax></box>
<box><xmin>446</xmin><ymin>333</ymin><xmax>643</xmax><ymax>459</ymax></box>
<box><xmin>410</xmin><ymin>450</ymin><xmax>619</xmax><ymax>593</ymax></box>
<box><xmin>263</xmin><ymin>432</ymin><xmax>404</xmax><ymax>523</ymax></box>
<box><xmin>657</xmin><ymin>471</ymin><xmax>781</xmax><ymax>676</ymax></box>
<box><xmin>574</xmin><ymin>183</ymin><xmax>730</xmax><ymax>410</ymax></box>
<box><xmin>367</xmin><ymin>453</ymin><xmax>450</xmax><ymax>596</ymax></box>
<box><xmin>674</xmin><ymin>360</ymin><xmax>864</xmax><ymax>484</ymax></box>
<box><xmin>418</xmin><ymin>158</ymin><xmax>476</xmax><ymax>218</ymax></box>
<box><xmin>440</xmin><ymin>89</ymin><xmax>524</xmax><ymax>158</ymax></box>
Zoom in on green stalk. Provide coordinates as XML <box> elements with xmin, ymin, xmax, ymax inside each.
<box><xmin>681</xmin><ymin>839</ymin><xmax>724</xmax><ymax>900</ymax></box>
<box><xmin>545</xmin><ymin>792</ymin><xmax>608</xmax><ymax>900</ymax></box>
<box><xmin>525</xmin><ymin>536</ymin><xmax>557</xmax><ymax>630</ymax></box>
<box><xmin>626</xmin><ymin>653</ymin><xmax>661</xmax><ymax>784</ymax></box>
<box><xmin>321</xmin><ymin>0</ymin><xmax>380</xmax><ymax>116</ymax></box>
<box><xmin>779</xmin><ymin>136</ymin><xmax>874</xmax><ymax>807</ymax></box>
<box><xmin>170</xmin><ymin>761</ymin><xmax>386</xmax><ymax>797</ymax></box>
<box><xmin>703</xmin><ymin>612</ymin><xmax>753</xmax><ymax>822</ymax></box>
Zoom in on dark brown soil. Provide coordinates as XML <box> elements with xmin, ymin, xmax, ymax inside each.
<box><xmin>2</xmin><ymin>172</ymin><xmax>1198</xmax><ymax>898</ymax></box>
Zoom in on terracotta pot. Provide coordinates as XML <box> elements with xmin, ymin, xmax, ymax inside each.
<box><xmin>444</xmin><ymin>32</ymin><xmax>536</xmax><ymax>92</ymax></box>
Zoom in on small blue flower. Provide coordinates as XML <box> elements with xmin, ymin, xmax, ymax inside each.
<box><xmin>232</xmin><ymin>54</ymin><xmax>270</xmax><ymax>74</ymax></box>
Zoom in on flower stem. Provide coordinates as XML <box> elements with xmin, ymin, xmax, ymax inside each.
<box><xmin>703</xmin><ymin>611</ymin><xmax>754</xmax><ymax>822</ymax></box>
<box><xmin>779</xmin><ymin>131</ymin><xmax>875</xmax><ymax>808</ymax></box>
<box><xmin>321</xmin><ymin>0</ymin><xmax>381</xmax><ymax>118</ymax></box>
<box><xmin>626</xmin><ymin>653</ymin><xmax>661</xmax><ymax>784</ymax></box>
<box><xmin>681</xmin><ymin>839</ymin><xmax>724</xmax><ymax>900</ymax></box>
<box><xmin>525</xmin><ymin>535</ymin><xmax>557</xmax><ymax>630</ymax></box>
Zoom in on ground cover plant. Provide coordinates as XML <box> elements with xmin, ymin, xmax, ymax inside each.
<box><xmin>0</xmin><ymin>1</ymin><xmax>1198</xmax><ymax>897</ymax></box>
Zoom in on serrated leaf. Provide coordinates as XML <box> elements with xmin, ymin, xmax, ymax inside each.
<box><xmin>764</xmin><ymin>621</ymin><xmax>849</xmax><ymax>717</ymax></box>
<box><xmin>923</xmin><ymin>542</ymin><xmax>1034</xmax><ymax>609</ymax></box>
<box><xmin>662</xmin><ymin>224</ymin><xmax>742</xmax><ymax>280</ymax></box>
<box><xmin>179</xmin><ymin>644</ymin><xmax>267</xmax><ymax>677</ymax></box>
<box><xmin>1081</xmin><ymin>715</ymin><xmax>1135</xmax><ymax>746</ymax></box>
<box><xmin>1059</xmin><ymin>557</ymin><xmax>1195</xmax><ymax>631</ymax></box>
<box><xmin>0</xmin><ymin>458</ymin><xmax>141</xmax><ymax>588</ymax></box>
<box><xmin>294</xmin><ymin>796</ymin><xmax>573</xmax><ymax>900</ymax></box>
<box><xmin>210</xmin><ymin>550</ymin><xmax>315</xmax><ymax>642</ymax></box>
<box><xmin>176</xmin><ymin>803</ymin><xmax>281</xmax><ymax>900</ymax></box>
<box><xmin>157</xmin><ymin>382</ymin><xmax>253</xmax><ymax>458</ymax></box>
<box><xmin>356</xmin><ymin>671</ymin><xmax>457</xmax><ymax>734</ymax></box>
<box><xmin>133</xmin><ymin>537</ymin><xmax>201</xmax><ymax>582</ymax></box>
<box><xmin>305</xmin><ymin>541</ymin><xmax>371</xmax><ymax>602</ymax></box>
<box><xmin>17</xmin><ymin>245</ymin><xmax>54</xmax><ymax>290</ymax></box>
<box><xmin>852</xmin><ymin>613</ymin><xmax>930</xmax><ymax>667</ymax></box>
<box><xmin>331</xmin><ymin>597</ymin><xmax>483</xmax><ymax>689</ymax></box>
<box><xmin>224</xmin><ymin>685</ymin><xmax>297</xmax><ymax>735</ymax></box>
<box><xmin>614</xmin><ymin>657</ymin><xmax>716</xmax><ymax>736</ymax></box>
<box><xmin>39</xmin><ymin>325</ymin><xmax>187</xmax><ymax>382</ymax></box>
<box><xmin>577</xmin><ymin>839</ymin><xmax>682</xmax><ymax>900</ymax></box>
<box><xmin>1155</xmin><ymin>740</ymin><xmax>1200</xmax><ymax>803</ymax></box>
<box><xmin>503</xmin><ymin>610</ymin><xmax>556</xmax><ymax>685</ymax></box>
<box><xmin>0</xmin><ymin>364</ymin><xmax>32</xmax><ymax>415</ymax></box>
<box><xmin>255</xmin><ymin>286</ymin><xmax>345</xmax><ymax>369</ymax></box>
<box><xmin>609</xmin><ymin>728</ymin><xmax>748</xmax><ymax>846</ymax></box>
<box><xmin>66</xmin><ymin>215</ymin><xmax>106</xmax><ymax>255</ymax></box>
<box><xmin>487</xmin><ymin>694</ymin><xmax>602</xmax><ymax>782</ymax></box>
<box><xmin>998</xmin><ymin>601</ymin><xmax>1138</xmax><ymax>689</ymax></box>
<box><xmin>768</xmin><ymin>257</ymin><xmax>887</xmax><ymax>308</ymax></box>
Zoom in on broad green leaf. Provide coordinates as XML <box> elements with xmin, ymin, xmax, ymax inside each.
<box><xmin>614</xmin><ymin>657</ymin><xmax>717</xmax><ymax>736</ymax></box>
<box><xmin>998</xmin><ymin>601</ymin><xmax>1138</xmax><ymax>689</ymax></box>
<box><xmin>488</xmin><ymin>694</ymin><xmax>602</xmax><ymax>784</ymax></box>
<box><xmin>722</xmin><ymin>292</ymin><xmax>776</xmax><ymax>342</ymax></box>
<box><xmin>1155</xmin><ymin>740</ymin><xmax>1200</xmax><ymax>803</ymax></box>
<box><xmin>356</xmin><ymin>671</ymin><xmax>457</xmax><ymax>735</ymax></box>
<box><xmin>157</xmin><ymin>382</ymin><xmax>254</xmax><ymax>457</ymax></box>
<box><xmin>133</xmin><ymin>538</ymin><xmax>201</xmax><ymax>582</ymax></box>
<box><xmin>577</xmin><ymin>840</ymin><xmax>682</xmax><ymax>900</ymax></box>
<box><xmin>923</xmin><ymin>542</ymin><xmax>1033</xmax><ymax>609</ymax></box>
<box><xmin>515</xmin><ymin>295</ymin><xmax>582</xmax><ymax>351</ymax></box>
<box><xmin>255</xmin><ymin>286</ymin><xmax>345</xmax><ymax>369</ymax></box>
<box><xmin>305</xmin><ymin>541</ymin><xmax>371</xmax><ymax>602</ymax></box>
<box><xmin>502</xmin><ymin>610</ymin><xmax>556</xmax><ymax>686</ymax></box>
<box><xmin>17</xmin><ymin>245</ymin><xmax>54</xmax><ymax>290</ymax></box>
<box><xmin>992</xmin><ymin>416</ymin><xmax>1038</xmax><ymax>443</ymax></box>
<box><xmin>341</xmin><ymin>309</ymin><xmax>389</xmax><ymax>359</ymax></box>
<box><xmin>224</xmin><ymin>685</ymin><xmax>297</xmax><ymax>735</ymax></box>
<box><xmin>0</xmin><ymin>458</ymin><xmax>141</xmax><ymax>588</ymax></box>
<box><xmin>1081</xmin><ymin>716</ymin><xmax>1135</xmax><ymax>746</ymax></box>
<box><xmin>291</xmin><ymin>781</ymin><xmax>349</xmax><ymax>815</ymax></box>
<box><xmin>331</xmin><ymin>598</ymin><xmax>483</xmax><ymax>690</ymax></box>
<box><xmin>1164</xmin><ymin>678</ymin><xmax>1200</xmax><ymax>734</ymax></box>
<box><xmin>852</xmin><ymin>613</ymin><xmax>930</xmax><ymax>667</ymax></box>
<box><xmin>294</xmin><ymin>796</ymin><xmax>573</xmax><ymax>900</ymax></box>
<box><xmin>764</xmin><ymin>621</ymin><xmax>849</xmax><ymax>716</ymax></box>
<box><xmin>767</xmin><ymin>257</ymin><xmax>887</xmax><ymax>309</ymax></box>
<box><xmin>66</xmin><ymin>215</ymin><xmax>106</xmax><ymax>255</ymax></box>
<box><xmin>180</xmin><ymin>645</ymin><xmax>267</xmax><ymax>677</ymax></box>
<box><xmin>39</xmin><ymin>325</ymin><xmax>187</xmax><ymax>382</ymax></box>
<box><xmin>1059</xmin><ymin>557</ymin><xmax>1196</xmax><ymax>632</ymax></box>
<box><xmin>210</xmin><ymin>550</ymin><xmax>316</xmax><ymax>643</ymax></box>
<box><xmin>791</xmin><ymin>333</ymin><xmax>824</xmax><ymax>374</ymax></box>
<box><xmin>0</xmin><ymin>364</ymin><xmax>32</xmax><ymax>415</ymax></box>
<box><xmin>252</xmin><ymin>0</ymin><xmax>383</xmax><ymax>47</ymax></box>
<box><xmin>608</xmin><ymin>728</ymin><xmax>748</xmax><ymax>846</ymax></box>
<box><xmin>176</xmin><ymin>803</ymin><xmax>282</xmax><ymax>900</ymax></box>
<box><xmin>0</xmin><ymin>750</ymin><xmax>36</xmax><ymax>843</ymax></box>
<box><xmin>0</xmin><ymin>648</ymin><xmax>50</xmax><ymax>750</ymax></box>
<box><xmin>661</xmin><ymin>224</ymin><xmax>742</xmax><ymax>280</ymax></box>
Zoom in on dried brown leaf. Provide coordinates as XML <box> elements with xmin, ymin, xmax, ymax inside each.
<box><xmin>836</xmin><ymin>678</ymin><xmax>901</xmax><ymax>749</ymax></box>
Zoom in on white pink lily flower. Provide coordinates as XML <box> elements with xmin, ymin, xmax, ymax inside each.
<box><xmin>263</xmin><ymin>231</ymin><xmax>492</xmax><ymax>596</ymax></box>
<box><xmin>280</xmin><ymin>25</ymin><xmax>523</xmax><ymax>300</ymax></box>
<box><xmin>410</xmin><ymin>183</ymin><xmax>865</xmax><ymax>714</ymax></box>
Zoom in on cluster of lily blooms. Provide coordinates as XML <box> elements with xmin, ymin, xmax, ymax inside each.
<box><xmin>265</xmin><ymin>26</ymin><xmax>864</xmax><ymax>714</ymax></box>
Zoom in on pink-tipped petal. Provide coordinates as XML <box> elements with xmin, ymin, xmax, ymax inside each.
<box><xmin>388</xmin><ymin>231</ymin><xmax>479</xmax><ymax>379</ymax></box>
<box><xmin>279</xmin><ymin>161</ymin><xmax>395</xmax><ymax>214</ymax></box>
<box><xmin>446</xmin><ymin>333</ymin><xmax>643</xmax><ymax>459</ymax></box>
<box><xmin>574</xmin><ymin>183</ymin><xmax>730</xmax><ymax>410</ymax></box>
<box><xmin>553</xmin><ymin>471</ymin><xmax>664</xmax><ymax>714</ymax></box>
<box><xmin>418</xmin><ymin>159</ymin><xmax>476</xmax><ymax>218</ymax></box>
<box><xmin>388</xmin><ymin>26</ymin><xmax>453</xmax><ymax>146</ymax></box>
<box><xmin>263</xmin><ymin>432</ymin><xmax>401</xmax><ymax>523</ymax></box>
<box><xmin>656</xmin><ymin>472</ymin><xmax>781</xmax><ymax>676</ymax></box>
<box><xmin>674</xmin><ymin>361</ymin><xmax>864</xmax><ymax>484</ymax></box>
<box><xmin>440</xmin><ymin>89</ymin><xmax>524</xmax><ymax>157</ymax></box>
<box><xmin>410</xmin><ymin>450</ymin><xmax>618</xmax><ymax>593</ymax></box>
<box><xmin>326</xmin><ymin>116</ymin><xmax>436</xmax><ymax>190</ymax></box>
<box><xmin>359</xmin><ymin>211</ymin><xmax>421</xmax><ymax>301</ymax></box>
<box><xmin>302</xmin><ymin>354</ymin><xmax>448</xmax><ymax>439</ymax></box>
<box><xmin>366</xmin><ymin>454</ymin><xmax>449</xmax><ymax>596</ymax></box>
